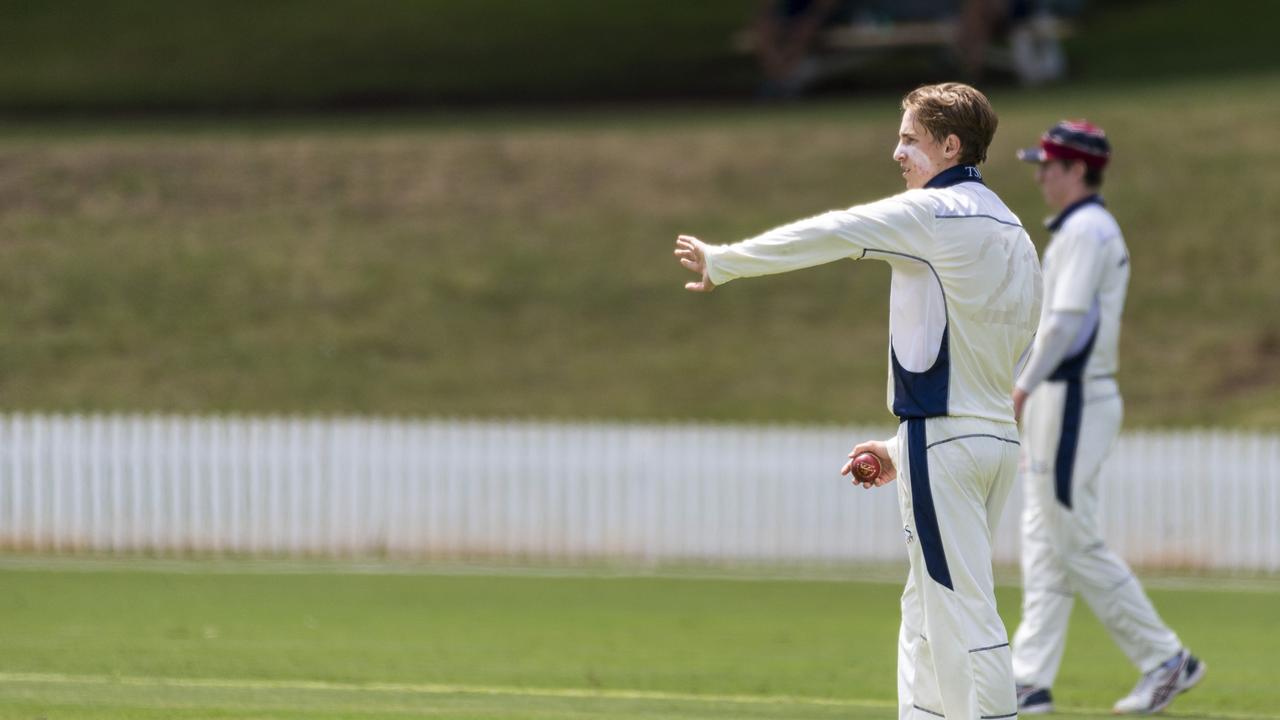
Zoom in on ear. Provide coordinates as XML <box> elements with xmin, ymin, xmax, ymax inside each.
<box><xmin>943</xmin><ymin>134</ymin><xmax>962</xmax><ymax>160</ymax></box>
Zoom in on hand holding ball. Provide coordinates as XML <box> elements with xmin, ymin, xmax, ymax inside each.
<box><xmin>843</xmin><ymin>441</ymin><xmax>895</xmax><ymax>488</ymax></box>
<box><xmin>851</xmin><ymin>452</ymin><xmax>882</xmax><ymax>483</ymax></box>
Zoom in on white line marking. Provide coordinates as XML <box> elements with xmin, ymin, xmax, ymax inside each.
<box><xmin>0</xmin><ymin>671</ymin><xmax>895</xmax><ymax>710</ymax></box>
<box><xmin>1</xmin><ymin>556</ymin><xmax>1277</xmax><ymax>593</ymax></box>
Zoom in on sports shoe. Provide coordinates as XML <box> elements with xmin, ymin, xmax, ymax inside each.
<box><xmin>1017</xmin><ymin>685</ymin><xmax>1054</xmax><ymax>714</ymax></box>
<box><xmin>1112</xmin><ymin>649</ymin><xmax>1206</xmax><ymax>714</ymax></box>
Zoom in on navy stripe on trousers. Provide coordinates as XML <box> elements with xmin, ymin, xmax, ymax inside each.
<box><xmin>1054</xmin><ymin>378</ymin><xmax>1084</xmax><ymax>508</ymax></box>
<box><xmin>907</xmin><ymin>419</ymin><xmax>953</xmax><ymax>590</ymax></box>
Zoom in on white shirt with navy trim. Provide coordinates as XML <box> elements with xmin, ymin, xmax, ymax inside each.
<box><xmin>1038</xmin><ymin>198</ymin><xmax>1129</xmax><ymax>381</ymax></box>
<box><xmin>702</xmin><ymin>166</ymin><xmax>1043</xmax><ymax>424</ymax></box>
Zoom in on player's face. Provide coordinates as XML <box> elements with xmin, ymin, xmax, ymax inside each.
<box><xmin>1034</xmin><ymin>160</ymin><xmax>1075</xmax><ymax>209</ymax></box>
<box><xmin>894</xmin><ymin>111</ymin><xmax>952</xmax><ymax>189</ymax></box>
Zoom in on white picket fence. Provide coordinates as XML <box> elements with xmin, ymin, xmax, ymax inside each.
<box><xmin>0</xmin><ymin>414</ymin><xmax>1277</xmax><ymax>571</ymax></box>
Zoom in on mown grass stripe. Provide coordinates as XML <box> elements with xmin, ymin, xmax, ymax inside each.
<box><xmin>1</xmin><ymin>557</ymin><xmax>1277</xmax><ymax>594</ymax></box>
<box><xmin>0</xmin><ymin>671</ymin><xmax>894</xmax><ymax>709</ymax></box>
<box><xmin>0</xmin><ymin>671</ymin><xmax>1273</xmax><ymax>720</ymax></box>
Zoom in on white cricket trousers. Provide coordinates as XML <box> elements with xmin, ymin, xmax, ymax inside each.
<box><xmin>1011</xmin><ymin>378</ymin><xmax>1181</xmax><ymax>689</ymax></box>
<box><xmin>895</xmin><ymin>416</ymin><xmax>1021</xmax><ymax>720</ymax></box>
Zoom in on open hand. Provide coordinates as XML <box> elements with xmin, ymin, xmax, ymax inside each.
<box><xmin>840</xmin><ymin>440</ymin><xmax>898</xmax><ymax>489</ymax></box>
<box><xmin>674</xmin><ymin>235</ymin><xmax>715</xmax><ymax>292</ymax></box>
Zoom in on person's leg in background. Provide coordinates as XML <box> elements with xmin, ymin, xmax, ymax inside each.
<box><xmin>1052</xmin><ymin>392</ymin><xmax>1182</xmax><ymax>672</ymax></box>
<box><xmin>1050</xmin><ymin>392</ymin><xmax>1201</xmax><ymax>713</ymax></box>
<box><xmin>1011</xmin><ymin>383</ymin><xmax>1075</xmax><ymax>711</ymax></box>
<box><xmin>1014</xmin><ymin>381</ymin><xmax>1201</xmax><ymax>713</ymax></box>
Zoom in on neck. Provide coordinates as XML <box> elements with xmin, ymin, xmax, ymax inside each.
<box><xmin>927</xmin><ymin>159</ymin><xmax>961</xmax><ymax>182</ymax></box>
<box><xmin>1053</xmin><ymin>186</ymin><xmax>1095</xmax><ymax>212</ymax></box>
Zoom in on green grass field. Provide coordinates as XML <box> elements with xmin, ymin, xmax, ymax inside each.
<box><xmin>0</xmin><ymin>561</ymin><xmax>1276</xmax><ymax>719</ymax></box>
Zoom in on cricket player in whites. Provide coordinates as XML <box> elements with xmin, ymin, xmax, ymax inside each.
<box><xmin>675</xmin><ymin>83</ymin><xmax>1041</xmax><ymax>720</ymax></box>
<box><xmin>1010</xmin><ymin>121</ymin><xmax>1205</xmax><ymax>714</ymax></box>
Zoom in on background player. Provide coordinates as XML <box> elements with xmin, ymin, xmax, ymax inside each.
<box><xmin>1010</xmin><ymin>120</ymin><xmax>1205</xmax><ymax>715</ymax></box>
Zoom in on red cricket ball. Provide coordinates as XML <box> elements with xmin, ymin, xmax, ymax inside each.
<box><xmin>852</xmin><ymin>452</ymin><xmax>882</xmax><ymax>482</ymax></box>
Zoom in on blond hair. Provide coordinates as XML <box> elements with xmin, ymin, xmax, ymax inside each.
<box><xmin>901</xmin><ymin>83</ymin><xmax>998</xmax><ymax>166</ymax></box>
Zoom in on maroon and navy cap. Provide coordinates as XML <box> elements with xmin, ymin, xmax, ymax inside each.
<box><xmin>1016</xmin><ymin>120</ymin><xmax>1111</xmax><ymax>169</ymax></box>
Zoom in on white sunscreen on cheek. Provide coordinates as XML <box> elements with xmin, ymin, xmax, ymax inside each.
<box><xmin>899</xmin><ymin>144</ymin><xmax>934</xmax><ymax>176</ymax></box>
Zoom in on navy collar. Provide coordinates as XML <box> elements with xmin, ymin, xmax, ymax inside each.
<box><xmin>1046</xmin><ymin>194</ymin><xmax>1104</xmax><ymax>232</ymax></box>
<box><xmin>924</xmin><ymin>164</ymin><xmax>984</xmax><ymax>189</ymax></box>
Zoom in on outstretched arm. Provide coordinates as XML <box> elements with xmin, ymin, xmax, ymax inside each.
<box><xmin>682</xmin><ymin>195</ymin><xmax>934</xmax><ymax>289</ymax></box>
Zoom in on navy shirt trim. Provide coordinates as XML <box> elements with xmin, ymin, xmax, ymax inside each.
<box><xmin>1055</xmin><ymin>378</ymin><xmax>1085</xmax><ymax>509</ymax></box>
<box><xmin>1046</xmin><ymin>193</ymin><xmax>1104</xmax><ymax>232</ymax></box>
<box><xmin>908</xmin><ymin>419</ymin><xmax>953</xmax><ymax>590</ymax></box>
<box><xmin>934</xmin><ymin>213</ymin><xmax>1023</xmax><ymax>229</ymax></box>
<box><xmin>862</xmin><ymin>247</ymin><xmax>952</xmax><ymax>421</ymax></box>
<box><xmin>924</xmin><ymin>164</ymin><xmax>984</xmax><ymax>189</ymax></box>
<box><xmin>891</xmin><ymin>326</ymin><xmax>951</xmax><ymax>419</ymax></box>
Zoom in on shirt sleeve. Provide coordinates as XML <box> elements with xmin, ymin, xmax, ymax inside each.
<box><xmin>703</xmin><ymin>192</ymin><xmax>936</xmax><ymax>287</ymax></box>
<box><xmin>1048</xmin><ymin>229</ymin><xmax>1109</xmax><ymax>312</ymax></box>
<box><xmin>1015</xmin><ymin>310</ymin><xmax>1086</xmax><ymax>393</ymax></box>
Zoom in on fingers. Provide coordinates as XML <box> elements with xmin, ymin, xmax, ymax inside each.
<box><xmin>674</xmin><ymin>246</ymin><xmax>703</xmax><ymax>264</ymax></box>
<box><xmin>850</xmin><ymin>441</ymin><xmax>880</xmax><ymax>458</ymax></box>
<box><xmin>675</xmin><ymin>236</ymin><xmax>707</xmax><ymax>282</ymax></box>
<box><xmin>674</xmin><ymin>236</ymin><xmax>701</xmax><ymax>255</ymax></box>
<box><xmin>843</xmin><ymin>459</ymin><xmax>873</xmax><ymax>489</ymax></box>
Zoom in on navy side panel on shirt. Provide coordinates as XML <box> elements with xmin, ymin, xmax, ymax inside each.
<box><xmin>892</xmin><ymin>327</ymin><xmax>952</xmax><ymax>419</ymax></box>
<box><xmin>885</xmin><ymin>163</ymin><xmax>985</xmax><ymax>422</ymax></box>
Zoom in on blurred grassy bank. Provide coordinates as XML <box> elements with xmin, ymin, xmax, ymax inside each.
<box><xmin>2</xmin><ymin>73</ymin><xmax>1278</xmax><ymax>427</ymax></box>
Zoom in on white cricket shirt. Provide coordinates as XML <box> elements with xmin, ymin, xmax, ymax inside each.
<box><xmin>703</xmin><ymin>165</ymin><xmax>1043</xmax><ymax>423</ymax></box>
<box><xmin>1036</xmin><ymin>196</ymin><xmax>1129</xmax><ymax>382</ymax></box>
